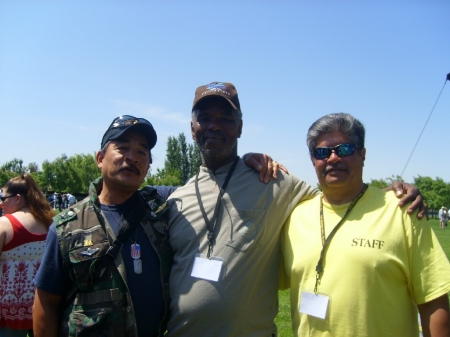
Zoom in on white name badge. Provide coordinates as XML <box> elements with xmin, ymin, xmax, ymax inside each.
<box><xmin>299</xmin><ymin>291</ymin><xmax>329</xmax><ymax>319</ymax></box>
<box><xmin>191</xmin><ymin>256</ymin><xmax>223</xmax><ymax>282</ymax></box>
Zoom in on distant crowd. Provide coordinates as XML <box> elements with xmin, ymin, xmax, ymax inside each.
<box><xmin>47</xmin><ymin>192</ymin><xmax>77</xmax><ymax>211</ymax></box>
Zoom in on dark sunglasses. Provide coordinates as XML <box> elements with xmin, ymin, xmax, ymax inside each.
<box><xmin>313</xmin><ymin>143</ymin><xmax>356</xmax><ymax>160</ymax></box>
<box><xmin>0</xmin><ymin>195</ymin><xmax>16</xmax><ymax>202</ymax></box>
<box><xmin>108</xmin><ymin>115</ymin><xmax>152</xmax><ymax>129</ymax></box>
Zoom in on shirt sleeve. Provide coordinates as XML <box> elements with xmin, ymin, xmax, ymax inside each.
<box><xmin>154</xmin><ymin>185</ymin><xmax>178</xmax><ymax>201</ymax></box>
<box><xmin>33</xmin><ymin>223</ymin><xmax>70</xmax><ymax>295</ymax></box>
<box><xmin>409</xmin><ymin>216</ymin><xmax>450</xmax><ymax>304</ymax></box>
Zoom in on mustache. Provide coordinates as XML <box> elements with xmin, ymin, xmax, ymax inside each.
<box><xmin>324</xmin><ymin>164</ymin><xmax>349</xmax><ymax>174</ymax></box>
<box><xmin>118</xmin><ymin>164</ymin><xmax>140</xmax><ymax>175</ymax></box>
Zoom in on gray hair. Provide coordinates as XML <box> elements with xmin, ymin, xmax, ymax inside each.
<box><xmin>307</xmin><ymin>113</ymin><xmax>365</xmax><ymax>155</ymax></box>
<box><xmin>100</xmin><ymin>141</ymin><xmax>110</xmax><ymax>155</ymax></box>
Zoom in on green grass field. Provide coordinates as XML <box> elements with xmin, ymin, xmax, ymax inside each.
<box><xmin>275</xmin><ymin>218</ymin><xmax>450</xmax><ymax>337</ymax></box>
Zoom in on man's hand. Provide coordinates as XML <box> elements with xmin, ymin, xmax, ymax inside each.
<box><xmin>242</xmin><ymin>152</ymin><xmax>289</xmax><ymax>183</ymax></box>
<box><xmin>385</xmin><ymin>182</ymin><xmax>427</xmax><ymax>219</ymax></box>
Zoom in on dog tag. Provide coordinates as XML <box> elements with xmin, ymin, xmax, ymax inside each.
<box><xmin>131</xmin><ymin>243</ymin><xmax>141</xmax><ymax>259</ymax></box>
<box><xmin>133</xmin><ymin>258</ymin><xmax>142</xmax><ymax>274</ymax></box>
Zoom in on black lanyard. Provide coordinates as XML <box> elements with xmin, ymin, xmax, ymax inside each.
<box><xmin>314</xmin><ymin>184</ymin><xmax>368</xmax><ymax>294</ymax></box>
<box><xmin>195</xmin><ymin>157</ymin><xmax>239</xmax><ymax>258</ymax></box>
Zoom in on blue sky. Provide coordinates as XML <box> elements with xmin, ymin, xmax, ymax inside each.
<box><xmin>1</xmin><ymin>0</ymin><xmax>449</xmax><ymax>187</ymax></box>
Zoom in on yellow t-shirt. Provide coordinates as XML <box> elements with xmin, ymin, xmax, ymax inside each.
<box><xmin>282</xmin><ymin>186</ymin><xmax>450</xmax><ymax>337</ymax></box>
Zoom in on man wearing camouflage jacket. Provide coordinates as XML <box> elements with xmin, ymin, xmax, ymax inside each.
<box><xmin>33</xmin><ymin>115</ymin><xmax>174</xmax><ymax>337</ymax></box>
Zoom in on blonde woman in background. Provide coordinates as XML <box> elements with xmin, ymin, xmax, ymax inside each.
<box><xmin>0</xmin><ymin>174</ymin><xmax>54</xmax><ymax>337</ymax></box>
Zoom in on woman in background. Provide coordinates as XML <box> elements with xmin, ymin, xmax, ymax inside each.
<box><xmin>0</xmin><ymin>174</ymin><xmax>54</xmax><ymax>337</ymax></box>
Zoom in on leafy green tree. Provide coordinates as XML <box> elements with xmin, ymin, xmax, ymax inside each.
<box><xmin>144</xmin><ymin>169</ymin><xmax>182</xmax><ymax>187</ymax></box>
<box><xmin>27</xmin><ymin>162</ymin><xmax>39</xmax><ymax>173</ymax></box>
<box><xmin>178</xmin><ymin>133</ymin><xmax>190</xmax><ymax>182</ymax></box>
<box><xmin>412</xmin><ymin>176</ymin><xmax>450</xmax><ymax>218</ymax></box>
<box><xmin>30</xmin><ymin>171</ymin><xmax>46</xmax><ymax>190</ymax></box>
<box><xmin>68</xmin><ymin>153</ymin><xmax>100</xmax><ymax>192</ymax></box>
<box><xmin>0</xmin><ymin>158</ymin><xmax>26</xmax><ymax>174</ymax></box>
<box><xmin>41</xmin><ymin>155</ymin><xmax>75</xmax><ymax>192</ymax></box>
<box><xmin>368</xmin><ymin>178</ymin><xmax>390</xmax><ymax>189</ymax></box>
<box><xmin>369</xmin><ymin>175</ymin><xmax>404</xmax><ymax>189</ymax></box>
<box><xmin>0</xmin><ymin>159</ymin><xmax>26</xmax><ymax>186</ymax></box>
<box><xmin>413</xmin><ymin>176</ymin><xmax>435</xmax><ymax>208</ymax></box>
<box><xmin>164</xmin><ymin>136</ymin><xmax>182</xmax><ymax>175</ymax></box>
<box><xmin>41</xmin><ymin>153</ymin><xmax>99</xmax><ymax>193</ymax></box>
<box><xmin>188</xmin><ymin>142</ymin><xmax>202</xmax><ymax>177</ymax></box>
<box><xmin>0</xmin><ymin>171</ymin><xmax>16</xmax><ymax>187</ymax></box>
<box><xmin>433</xmin><ymin>178</ymin><xmax>450</xmax><ymax>207</ymax></box>
<box><xmin>0</xmin><ymin>159</ymin><xmax>43</xmax><ymax>188</ymax></box>
<box><xmin>148</xmin><ymin>132</ymin><xmax>202</xmax><ymax>186</ymax></box>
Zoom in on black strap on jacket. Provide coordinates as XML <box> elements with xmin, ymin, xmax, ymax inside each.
<box><xmin>96</xmin><ymin>191</ymin><xmax>147</xmax><ymax>278</ymax></box>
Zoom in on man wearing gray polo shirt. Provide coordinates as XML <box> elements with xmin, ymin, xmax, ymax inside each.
<box><xmin>165</xmin><ymin>82</ymin><xmax>426</xmax><ymax>337</ymax></box>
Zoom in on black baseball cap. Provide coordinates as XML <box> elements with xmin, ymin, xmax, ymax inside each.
<box><xmin>101</xmin><ymin>115</ymin><xmax>157</xmax><ymax>149</ymax></box>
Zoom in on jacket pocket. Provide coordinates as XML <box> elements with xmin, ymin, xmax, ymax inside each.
<box><xmin>225</xmin><ymin>208</ymin><xmax>266</xmax><ymax>252</ymax></box>
<box><xmin>67</xmin><ymin>236</ymin><xmax>109</xmax><ymax>291</ymax></box>
<box><xmin>66</xmin><ymin>288</ymin><xmax>129</xmax><ymax>336</ymax></box>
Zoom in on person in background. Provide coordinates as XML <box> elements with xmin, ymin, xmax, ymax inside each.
<box><xmin>0</xmin><ymin>173</ymin><xmax>55</xmax><ymax>337</ymax></box>
<box><xmin>57</xmin><ymin>193</ymin><xmax>63</xmax><ymax>212</ymax></box>
<box><xmin>438</xmin><ymin>206</ymin><xmax>448</xmax><ymax>229</ymax></box>
<box><xmin>53</xmin><ymin>192</ymin><xmax>57</xmax><ymax>210</ymax></box>
<box><xmin>61</xmin><ymin>193</ymin><xmax>67</xmax><ymax>209</ymax></box>
<box><xmin>282</xmin><ymin>112</ymin><xmax>450</xmax><ymax>337</ymax></box>
<box><xmin>68</xmin><ymin>193</ymin><xmax>76</xmax><ymax>207</ymax></box>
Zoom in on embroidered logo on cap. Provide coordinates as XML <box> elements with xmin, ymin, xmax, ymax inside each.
<box><xmin>202</xmin><ymin>82</ymin><xmax>231</xmax><ymax>97</ymax></box>
<box><xmin>206</xmin><ymin>82</ymin><xmax>226</xmax><ymax>90</ymax></box>
<box><xmin>111</xmin><ymin>119</ymin><xmax>138</xmax><ymax>128</ymax></box>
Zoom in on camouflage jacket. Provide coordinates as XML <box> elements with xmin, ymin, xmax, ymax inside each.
<box><xmin>55</xmin><ymin>178</ymin><xmax>171</xmax><ymax>337</ymax></box>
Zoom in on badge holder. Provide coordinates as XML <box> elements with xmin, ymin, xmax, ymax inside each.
<box><xmin>299</xmin><ymin>290</ymin><xmax>330</xmax><ymax>320</ymax></box>
<box><xmin>191</xmin><ymin>254</ymin><xmax>224</xmax><ymax>282</ymax></box>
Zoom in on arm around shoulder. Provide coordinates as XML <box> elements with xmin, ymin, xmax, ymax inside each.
<box><xmin>33</xmin><ymin>288</ymin><xmax>62</xmax><ymax>337</ymax></box>
<box><xmin>418</xmin><ymin>294</ymin><xmax>450</xmax><ymax>337</ymax></box>
<box><xmin>290</xmin><ymin>174</ymin><xmax>320</xmax><ymax>205</ymax></box>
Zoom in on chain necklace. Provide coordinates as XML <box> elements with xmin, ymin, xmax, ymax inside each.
<box><xmin>104</xmin><ymin>204</ymin><xmax>142</xmax><ymax>274</ymax></box>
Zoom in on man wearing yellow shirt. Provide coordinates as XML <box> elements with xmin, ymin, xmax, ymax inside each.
<box><xmin>282</xmin><ymin>112</ymin><xmax>450</xmax><ymax>337</ymax></box>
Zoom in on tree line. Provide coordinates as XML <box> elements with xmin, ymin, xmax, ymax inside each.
<box><xmin>1</xmin><ymin>133</ymin><xmax>448</xmax><ymax>215</ymax></box>
<box><xmin>369</xmin><ymin>175</ymin><xmax>450</xmax><ymax>217</ymax></box>
<box><xmin>0</xmin><ymin>133</ymin><xmax>201</xmax><ymax>195</ymax></box>
<box><xmin>0</xmin><ymin>155</ymin><xmax>100</xmax><ymax>196</ymax></box>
